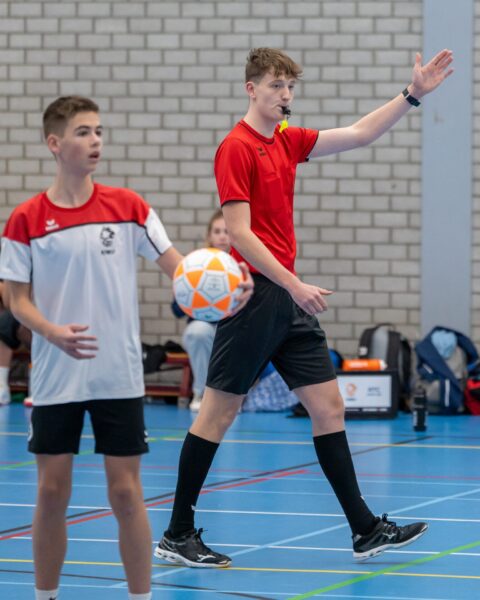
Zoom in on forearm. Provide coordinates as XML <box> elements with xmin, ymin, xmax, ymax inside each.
<box><xmin>352</xmin><ymin>91</ymin><xmax>413</xmax><ymax>147</ymax></box>
<box><xmin>229</xmin><ymin>228</ymin><xmax>298</xmax><ymax>293</ymax></box>
<box><xmin>9</xmin><ymin>293</ymin><xmax>56</xmax><ymax>341</ymax></box>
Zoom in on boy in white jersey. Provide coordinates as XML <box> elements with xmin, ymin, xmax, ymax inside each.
<box><xmin>0</xmin><ymin>96</ymin><xmax>252</xmax><ymax>600</ymax></box>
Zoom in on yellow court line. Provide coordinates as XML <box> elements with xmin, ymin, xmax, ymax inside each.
<box><xmin>163</xmin><ymin>437</ymin><xmax>480</xmax><ymax>451</ymax></box>
<box><xmin>4</xmin><ymin>430</ymin><xmax>480</xmax><ymax>451</ymax></box>
<box><xmin>1</xmin><ymin>557</ymin><xmax>480</xmax><ymax>580</ymax></box>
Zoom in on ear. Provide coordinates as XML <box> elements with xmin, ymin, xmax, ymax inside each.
<box><xmin>245</xmin><ymin>81</ymin><xmax>256</xmax><ymax>99</ymax></box>
<box><xmin>46</xmin><ymin>133</ymin><xmax>61</xmax><ymax>156</ymax></box>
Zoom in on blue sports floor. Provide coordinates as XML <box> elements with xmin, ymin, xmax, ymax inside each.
<box><xmin>1</xmin><ymin>402</ymin><xmax>480</xmax><ymax>599</ymax></box>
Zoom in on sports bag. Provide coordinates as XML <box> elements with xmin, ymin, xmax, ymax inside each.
<box><xmin>358</xmin><ymin>323</ymin><xmax>412</xmax><ymax>407</ymax></box>
<box><xmin>415</xmin><ymin>327</ymin><xmax>479</xmax><ymax>415</ymax></box>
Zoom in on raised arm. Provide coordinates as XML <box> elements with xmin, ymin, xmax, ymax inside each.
<box><xmin>309</xmin><ymin>49</ymin><xmax>453</xmax><ymax>159</ymax></box>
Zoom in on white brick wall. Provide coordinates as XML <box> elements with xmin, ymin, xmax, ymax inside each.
<box><xmin>2</xmin><ymin>0</ymin><xmax>475</xmax><ymax>355</ymax></box>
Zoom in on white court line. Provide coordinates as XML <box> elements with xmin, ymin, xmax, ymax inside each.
<box><xmin>3</xmin><ymin>467</ymin><xmax>480</xmax><ymax>488</ymax></box>
<box><xmin>149</xmin><ymin>522</ymin><xmax>351</xmax><ymax>584</ymax></box>
<box><xmin>148</xmin><ymin>484</ymin><xmax>480</xmax><ymax>585</ymax></box>
<box><xmin>8</xmin><ymin>535</ymin><xmax>480</xmax><ymax>559</ymax></box>
<box><xmin>0</xmin><ymin>580</ymin><xmax>294</xmax><ymax>597</ymax></box>
<box><xmin>0</xmin><ymin>580</ymin><xmax>454</xmax><ymax>599</ymax></box>
<box><xmin>3</xmin><ymin>503</ymin><xmax>480</xmax><ymax>524</ymax></box>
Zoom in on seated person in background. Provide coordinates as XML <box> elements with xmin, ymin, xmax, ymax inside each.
<box><xmin>172</xmin><ymin>209</ymin><xmax>230</xmax><ymax>411</ymax></box>
<box><xmin>0</xmin><ymin>281</ymin><xmax>32</xmax><ymax>405</ymax></box>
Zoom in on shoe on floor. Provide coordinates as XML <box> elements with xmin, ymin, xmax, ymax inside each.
<box><xmin>353</xmin><ymin>513</ymin><xmax>428</xmax><ymax>560</ymax></box>
<box><xmin>0</xmin><ymin>385</ymin><xmax>11</xmax><ymax>406</ymax></box>
<box><xmin>154</xmin><ymin>527</ymin><xmax>231</xmax><ymax>568</ymax></box>
<box><xmin>189</xmin><ymin>395</ymin><xmax>202</xmax><ymax>412</ymax></box>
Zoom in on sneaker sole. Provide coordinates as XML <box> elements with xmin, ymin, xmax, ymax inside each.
<box><xmin>353</xmin><ymin>524</ymin><xmax>428</xmax><ymax>561</ymax></box>
<box><xmin>154</xmin><ymin>546</ymin><xmax>231</xmax><ymax>568</ymax></box>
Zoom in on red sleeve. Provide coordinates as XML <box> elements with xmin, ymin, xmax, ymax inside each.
<box><xmin>282</xmin><ymin>127</ymin><xmax>319</xmax><ymax>163</ymax></box>
<box><xmin>2</xmin><ymin>207</ymin><xmax>31</xmax><ymax>245</ymax></box>
<box><xmin>214</xmin><ymin>137</ymin><xmax>253</xmax><ymax>205</ymax></box>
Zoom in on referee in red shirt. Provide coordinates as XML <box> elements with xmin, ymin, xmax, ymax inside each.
<box><xmin>155</xmin><ymin>46</ymin><xmax>453</xmax><ymax>567</ymax></box>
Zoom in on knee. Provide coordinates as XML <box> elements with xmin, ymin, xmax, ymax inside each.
<box><xmin>108</xmin><ymin>481</ymin><xmax>142</xmax><ymax>518</ymax></box>
<box><xmin>183</xmin><ymin>322</ymin><xmax>215</xmax><ymax>346</ymax></box>
<box><xmin>309</xmin><ymin>392</ymin><xmax>345</xmax><ymax>423</ymax></box>
<box><xmin>37</xmin><ymin>481</ymin><xmax>70</xmax><ymax>512</ymax></box>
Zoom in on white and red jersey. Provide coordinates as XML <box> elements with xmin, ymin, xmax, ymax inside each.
<box><xmin>0</xmin><ymin>183</ymin><xmax>172</xmax><ymax>406</ymax></box>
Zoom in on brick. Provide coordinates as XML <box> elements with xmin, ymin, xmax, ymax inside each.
<box><xmin>44</xmin><ymin>33</ymin><xmax>76</xmax><ymax>48</ymax></box>
<box><xmin>373</xmin><ymin>308</ymin><xmax>408</xmax><ymax>323</ymax></box>
<box><xmin>355</xmin><ymin>260</ymin><xmax>389</xmax><ymax>275</ymax></box>
<box><xmin>113</xmin><ymin>3</ymin><xmax>146</xmax><ymax>17</ymax></box>
<box><xmin>10</xmin><ymin>33</ymin><xmax>41</xmax><ymax>47</ymax></box>
<box><xmin>145</xmin><ymin>161</ymin><xmax>178</xmax><ymax>176</ymax></box>
<box><xmin>199</xmin><ymin>18</ymin><xmax>232</xmax><ymax>32</ymax></box>
<box><xmin>356</xmin><ymin>292</ymin><xmax>389</xmax><ymax>307</ymax></box>
<box><xmin>25</xmin><ymin>18</ymin><xmax>59</xmax><ymax>33</ymax></box>
<box><xmin>164</xmin><ymin>50</ymin><xmax>197</xmax><ymax>65</ymax></box>
<box><xmin>358</xmin><ymin>3</ymin><xmax>392</xmax><ymax>17</ymax></box>
<box><xmin>129</xmin><ymin>18</ymin><xmax>163</xmax><ymax>33</ymax></box>
<box><xmin>341</xmin><ymin>18</ymin><xmax>374</xmax><ymax>33</ymax></box>
<box><xmin>286</xmin><ymin>3</ymin><xmax>322</xmax><ymax>17</ymax></box>
<box><xmin>146</xmin><ymin>2</ymin><xmax>180</xmax><ymax>17</ymax></box>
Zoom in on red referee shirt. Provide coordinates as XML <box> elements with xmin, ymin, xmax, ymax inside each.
<box><xmin>214</xmin><ymin>120</ymin><xmax>318</xmax><ymax>274</ymax></box>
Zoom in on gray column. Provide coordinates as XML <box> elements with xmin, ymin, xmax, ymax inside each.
<box><xmin>421</xmin><ymin>0</ymin><xmax>473</xmax><ymax>335</ymax></box>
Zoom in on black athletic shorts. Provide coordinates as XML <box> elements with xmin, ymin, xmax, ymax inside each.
<box><xmin>0</xmin><ymin>310</ymin><xmax>21</xmax><ymax>350</ymax></box>
<box><xmin>28</xmin><ymin>397</ymin><xmax>149</xmax><ymax>456</ymax></box>
<box><xmin>206</xmin><ymin>274</ymin><xmax>336</xmax><ymax>395</ymax></box>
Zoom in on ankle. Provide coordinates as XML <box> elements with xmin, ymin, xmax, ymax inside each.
<box><xmin>35</xmin><ymin>588</ymin><xmax>59</xmax><ymax>600</ymax></box>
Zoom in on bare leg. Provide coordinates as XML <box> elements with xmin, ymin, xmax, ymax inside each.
<box><xmin>105</xmin><ymin>455</ymin><xmax>152</xmax><ymax>595</ymax></box>
<box><xmin>190</xmin><ymin>386</ymin><xmax>245</xmax><ymax>441</ymax></box>
<box><xmin>294</xmin><ymin>379</ymin><xmax>345</xmax><ymax>436</ymax></box>
<box><xmin>33</xmin><ymin>454</ymin><xmax>73</xmax><ymax>590</ymax></box>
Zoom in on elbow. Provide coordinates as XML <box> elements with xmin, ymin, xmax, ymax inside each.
<box><xmin>227</xmin><ymin>227</ymin><xmax>248</xmax><ymax>252</ymax></box>
<box><xmin>353</xmin><ymin>127</ymin><xmax>371</xmax><ymax>148</ymax></box>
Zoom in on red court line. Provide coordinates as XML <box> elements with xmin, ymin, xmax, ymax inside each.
<box><xmin>0</xmin><ymin>468</ymin><xmax>307</xmax><ymax>542</ymax></box>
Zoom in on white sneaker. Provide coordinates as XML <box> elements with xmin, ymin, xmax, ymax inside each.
<box><xmin>189</xmin><ymin>395</ymin><xmax>202</xmax><ymax>412</ymax></box>
<box><xmin>0</xmin><ymin>385</ymin><xmax>11</xmax><ymax>406</ymax></box>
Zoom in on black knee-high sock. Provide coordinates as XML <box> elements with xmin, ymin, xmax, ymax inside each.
<box><xmin>167</xmin><ymin>431</ymin><xmax>219</xmax><ymax>537</ymax></box>
<box><xmin>313</xmin><ymin>431</ymin><xmax>376</xmax><ymax>535</ymax></box>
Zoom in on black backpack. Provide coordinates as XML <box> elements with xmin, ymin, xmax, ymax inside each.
<box><xmin>358</xmin><ymin>323</ymin><xmax>412</xmax><ymax>409</ymax></box>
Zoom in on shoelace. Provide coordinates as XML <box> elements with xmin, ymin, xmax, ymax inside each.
<box><xmin>380</xmin><ymin>513</ymin><xmax>399</xmax><ymax>535</ymax></box>
<box><xmin>193</xmin><ymin>528</ymin><xmax>211</xmax><ymax>549</ymax></box>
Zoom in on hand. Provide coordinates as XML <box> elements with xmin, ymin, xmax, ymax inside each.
<box><xmin>48</xmin><ymin>324</ymin><xmax>98</xmax><ymax>359</ymax></box>
<box><xmin>229</xmin><ymin>262</ymin><xmax>254</xmax><ymax>316</ymax></box>
<box><xmin>289</xmin><ymin>280</ymin><xmax>333</xmax><ymax>315</ymax></box>
<box><xmin>409</xmin><ymin>49</ymin><xmax>453</xmax><ymax>98</ymax></box>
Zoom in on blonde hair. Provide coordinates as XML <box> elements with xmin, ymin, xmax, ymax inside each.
<box><xmin>245</xmin><ymin>48</ymin><xmax>302</xmax><ymax>83</ymax></box>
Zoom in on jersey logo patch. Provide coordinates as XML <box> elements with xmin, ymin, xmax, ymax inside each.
<box><xmin>45</xmin><ymin>219</ymin><xmax>59</xmax><ymax>232</ymax></box>
<box><xmin>100</xmin><ymin>226</ymin><xmax>116</xmax><ymax>255</ymax></box>
<box><xmin>256</xmin><ymin>145</ymin><xmax>267</xmax><ymax>157</ymax></box>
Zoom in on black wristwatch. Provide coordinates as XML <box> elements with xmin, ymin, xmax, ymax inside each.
<box><xmin>402</xmin><ymin>87</ymin><xmax>421</xmax><ymax>107</ymax></box>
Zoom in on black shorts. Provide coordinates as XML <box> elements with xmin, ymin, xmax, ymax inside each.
<box><xmin>28</xmin><ymin>397</ymin><xmax>149</xmax><ymax>456</ymax></box>
<box><xmin>0</xmin><ymin>310</ymin><xmax>21</xmax><ymax>350</ymax></box>
<box><xmin>206</xmin><ymin>275</ymin><xmax>336</xmax><ymax>395</ymax></box>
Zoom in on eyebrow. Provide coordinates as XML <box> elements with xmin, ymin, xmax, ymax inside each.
<box><xmin>74</xmin><ymin>124</ymin><xmax>104</xmax><ymax>132</ymax></box>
